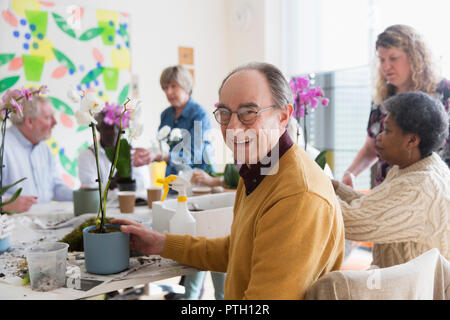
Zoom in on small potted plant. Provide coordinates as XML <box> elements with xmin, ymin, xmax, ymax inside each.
<box><xmin>69</xmin><ymin>87</ymin><xmax>142</xmax><ymax>274</ymax></box>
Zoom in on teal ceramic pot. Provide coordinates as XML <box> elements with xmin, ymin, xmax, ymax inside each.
<box><xmin>83</xmin><ymin>224</ymin><xmax>130</xmax><ymax>275</ymax></box>
<box><xmin>73</xmin><ymin>188</ymin><xmax>100</xmax><ymax>216</ymax></box>
<box><xmin>0</xmin><ymin>236</ymin><xmax>10</xmax><ymax>253</ymax></box>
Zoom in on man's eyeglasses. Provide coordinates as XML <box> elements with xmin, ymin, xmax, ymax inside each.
<box><xmin>213</xmin><ymin>105</ymin><xmax>276</xmax><ymax>125</ymax></box>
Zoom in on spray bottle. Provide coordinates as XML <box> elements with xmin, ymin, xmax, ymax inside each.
<box><xmin>158</xmin><ymin>175</ymin><xmax>196</xmax><ymax>236</ymax></box>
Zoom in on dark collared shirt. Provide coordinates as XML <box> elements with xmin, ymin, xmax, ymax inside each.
<box><xmin>239</xmin><ymin>130</ymin><xmax>293</xmax><ymax>195</ymax></box>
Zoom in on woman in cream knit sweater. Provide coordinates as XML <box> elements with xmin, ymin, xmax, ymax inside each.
<box><xmin>333</xmin><ymin>91</ymin><xmax>450</xmax><ymax>268</ymax></box>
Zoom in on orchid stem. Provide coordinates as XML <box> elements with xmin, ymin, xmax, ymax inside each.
<box><xmin>303</xmin><ymin>112</ymin><xmax>307</xmax><ymax>151</ymax></box>
<box><xmin>90</xmin><ymin>121</ymin><xmax>105</xmax><ymax>232</ymax></box>
<box><xmin>101</xmin><ymin>100</ymin><xmax>130</xmax><ymax>228</ymax></box>
<box><xmin>0</xmin><ymin>110</ymin><xmax>9</xmax><ymax>214</ymax></box>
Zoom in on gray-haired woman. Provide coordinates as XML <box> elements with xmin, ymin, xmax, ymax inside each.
<box><xmin>332</xmin><ymin>91</ymin><xmax>450</xmax><ymax>268</ymax></box>
<box><xmin>155</xmin><ymin>65</ymin><xmax>215</xmax><ymax>177</ymax></box>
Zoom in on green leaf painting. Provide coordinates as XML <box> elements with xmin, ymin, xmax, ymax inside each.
<box><xmin>79</xmin><ymin>27</ymin><xmax>104</xmax><ymax>41</ymax></box>
<box><xmin>52</xmin><ymin>13</ymin><xmax>76</xmax><ymax>39</ymax></box>
<box><xmin>80</xmin><ymin>67</ymin><xmax>104</xmax><ymax>85</ymax></box>
<box><xmin>77</xmin><ymin>142</ymin><xmax>89</xmax><ymax>154</ymax></box>
<box><xmin>52</xmin><ymin>48</ymin><xmax>76</xmax><ymax>73</ymax></box>
<box><xmin>76</xmin><ymin>126</ymin><xmax>89</xmax><ymax>132</ymax></box>
<box><xmin>0</xmin><ymin>54</ymin><xmax>15</xmax><ymax>67</ymax></box>
<box><xmin>0</xmin><ymin>76</ymin><xmax>20</xmax><ymax>93</ymax></box>
<box><xmin>48</xmin><ymin>97</ymin><xmax>74</xmax><ymax>116</ymax></box>
<box><xmin>59</xmin><ymin>152</ymin><xmax>77</xmax><ymax>177</ymax></box>
<box><xmin>119</xmin><ymin>24</ymin><xmax>130</xmax><ymax>45</ymax></box>
<box><xmin>117</xmin><ymin>84</ymin><xmax>130</xmax><ymax>105</ymax></box>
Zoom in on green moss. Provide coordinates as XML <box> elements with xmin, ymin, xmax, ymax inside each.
<box><xmin>59</xmin><ymin>217</ymin><xmax>113</xmax><ymax>252</ymax></box>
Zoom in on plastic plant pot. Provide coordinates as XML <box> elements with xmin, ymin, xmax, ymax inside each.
<box><xmin>25</xmin><ymin>242</ymin><xmax>69</xmax><ymax>291</ymax></box>
<box><xmin>83</xmin><ymin>224</ymin><xmax>130</xmax><ymax>275</ymax></box>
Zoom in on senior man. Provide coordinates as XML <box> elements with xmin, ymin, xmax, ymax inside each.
<box><xmin>2</xmin><ymin>96</ymin><xmax>72</xmax><ymax>213</ymax></box>
<box><xmin>113</xmin><ymin>62</ymin><xmax>345</xmax><ymax>299</ymax></box>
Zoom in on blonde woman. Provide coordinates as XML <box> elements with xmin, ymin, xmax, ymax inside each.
<box><xmin>343</xmin><ymin>24</ymin><xmax>450</xmax><ymax>187</ymax></box>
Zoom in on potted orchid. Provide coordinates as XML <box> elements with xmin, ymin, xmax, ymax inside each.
<box><xmin>68</xmin><ymin>87</ymin><xmax>142</xmax><ymax>274</ymax></box>
<box><xmin>290</xmin><ymin>76</ymin><xmax>329</xmax><ymax>169</ymax></box>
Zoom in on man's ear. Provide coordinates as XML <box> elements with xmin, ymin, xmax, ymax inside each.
<box><xmin>23</xmin><ymin>117</ymin><xmax>33</xmax><ymax>129</ymax></box>
<box><xmin>279</xmin><ymin>104</ymin><xmax>293</xmax><ymax>127</ymax></box>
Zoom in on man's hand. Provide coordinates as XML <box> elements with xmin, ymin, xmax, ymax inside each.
<box><xmin>2</xmin><ymin>196</ymin><xmax>37</xmax><ymax>213</ymax></box>
<box><xmin>131</xmin><ymin>148</ymin><xmax>152</xmax><ymax>167</ymax></box>
<box><xmin>191</xmin><ymin>170</ymin><xmax>221</xmax><ymax>187</ymax></box>
<box><xmin>111</xmin><ymin>218</ymin><xmax>167</xmax><ymax>255</ymax></box>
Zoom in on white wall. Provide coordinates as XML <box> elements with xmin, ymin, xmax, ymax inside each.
<box><xmin>226</xmin><ymin>0</ymin><xmax>284</xmax><ymax>72</ymax></box>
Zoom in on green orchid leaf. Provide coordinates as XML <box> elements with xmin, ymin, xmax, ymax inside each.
<box><xmin>79</xmin><ymin>27</ymin><xmax>104</xmax><ymax>41</ymax></box>
<box><xmin>52</xmin><ymin>48</ymin><xmax>76</xmax><ymax>73</ymax></box>
<box><xmin>52</xmin><ymin>13</ymin><xmax>76</xmax><ymax>39</ymax></box>
<box><xmin>105</xmin><ymin>138</ymin><xmax>132</xmax><ymax>180</ymax></box>
<box><xmin>314</xmin><ymin>150</ymin><xmax>328</xmax><ymax>170</ymax></box>
<box><xmin>224</xmin><ymin>163</ymin><xmax>239</xmax><ymax>189</ymax></box>
<box><xmin>0</xmin><ymin>178</ymin><xmax>26</xmax><ymax>197</ymax></box>
<box><xmin>0</xmin><ymin>76</ymin><xmax>20</xmax><ymax>93</ymax></box>
<box><xmin>0</xmin><ymin>54</ymin><xmax>15</xmax><ymax>67</ymax></box>
<box><xmin>0</xmin><ymin>187</ymin><xmax>23</xmax><ymax>207</ymax></box>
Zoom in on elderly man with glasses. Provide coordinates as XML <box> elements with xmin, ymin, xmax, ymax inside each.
<box><xmin>112</xmin><ymin>62</ymin><xmax>345</xmax><ymax>300</ymax></box>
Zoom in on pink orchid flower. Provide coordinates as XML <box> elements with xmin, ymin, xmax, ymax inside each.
<box><xmin>21</xmin><ymin>87</ymin><xmax>33</xmax><ymax>101</ymax></box>
<box><xmin>38</xmin><ymin>85</ymin><xmax>49</xmax><ymax>95</ymax></box>
<box><xmin>10</xmin><ymin>98</ymin><xmax>23</xmax><ymax>117</ymax></box>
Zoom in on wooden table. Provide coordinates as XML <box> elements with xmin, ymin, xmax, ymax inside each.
<box><xmin>0</xmin><ymin>200</ymin><xmax>198</xmax><ymax>300</ymax></box>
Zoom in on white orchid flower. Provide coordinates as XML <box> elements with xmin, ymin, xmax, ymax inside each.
<box><xmin>81</xmin><ymin>92</ymin><xmax>103</xmax><ymax>114</ymax></box>
<box><xmin>169</xmin><ymin>128</ymin><xmax>183</xmax><ymax>141</ymax></box>
<box><xmin>75</xmin><ymin>110</ymin><xmax>96</xmax><ymax>126</ymax></box>
<box><xmin>128</xmin><ymin>100</ymin><xmax>142</xmax><ymax>120</ymax></box>
<box><xmin>129</xmin><ymin>121</ymin><xmax>144</xmax><ymax>140</ymax></box>
<box><xmin>157</xmin><ymin>125</ymin><xmax>171</xmax><ymax>140</ymax></box>
<box><xmin>67</xmin><ymin>86</ymin><xmax>82</xmax><ymax>103</ymax></box>
<box><xmin>160</xmin><ymin>140</ymin><xmax>170</xmax><ymax>154</ymax></box>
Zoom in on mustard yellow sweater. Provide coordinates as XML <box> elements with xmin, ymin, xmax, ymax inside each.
<box><xmin>161</xmin><ymin>144</ymin><xmax>345</xmax><ymax>299</ymax></box>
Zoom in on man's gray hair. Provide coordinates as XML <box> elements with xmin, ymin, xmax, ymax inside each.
<box><xmin>160</xmin><ymin>65</ymin><xmax>193</xmax><ymax>95</ymax></box>
<box><xmin>10</xmin><ymin>96</ymin><xmax>49</xmax><ymax>125</ymax></box>
<box><xmin>219</xmin><ymin>62</ymin><xmax>293</xmax><ymax>108</ymax></box>
<box><xmin>383</xmin><ymin>91</ymin><xmax>449</xmax><ymax>157</ymax></box>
